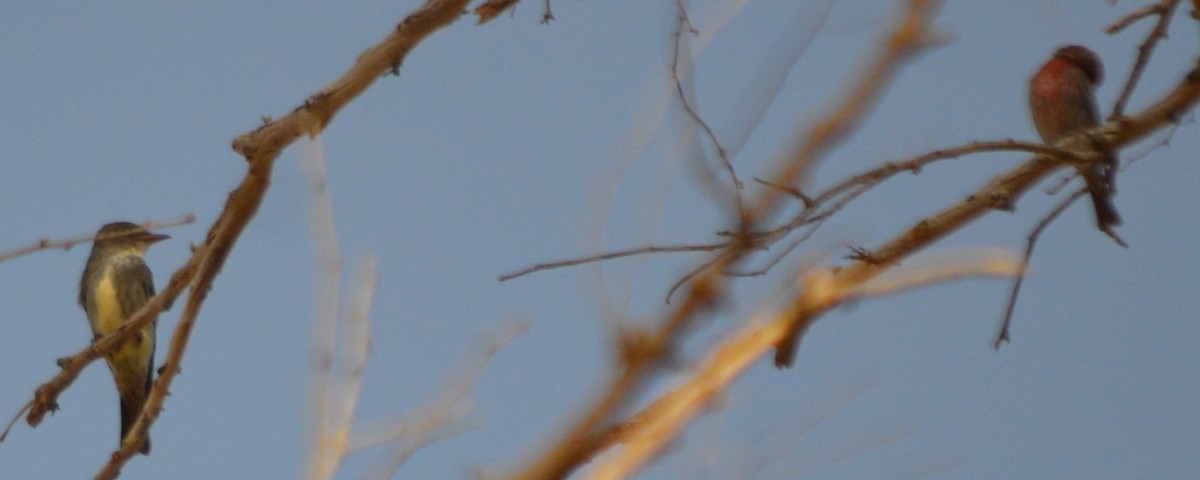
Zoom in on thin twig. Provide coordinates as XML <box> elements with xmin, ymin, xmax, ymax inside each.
<box><xmin>506</xmin><ymin>140</ymin><xmax>1059</xmax><ymax>287</ymax></box>
<box><xmin>664</xmin><ymin>257</ymin><xmax>719</xmax><ymax>304</ymax></box>
<box><xmin>1109</xmin><ymin>0</ymin><xmax>1182</xmax><ymax>119</ymax></box>
<box><xmin>753</xmin><ymin>178</ymin><xmax>815</xmax><ymax>208</ymax></box>
<box><xmin>669</xmin><ymin>2</ymin><xmax>747</xmax><ymax>224</ymax></box>
<box><xmin>0</xmin><ymin>400</ymin><xmax>32</xmax><ymax>444</ymax></box>
<box><xmin>812</xmin><ymin>141</ymin><xmax>1074</xmax><ymax>208</ymax></box>
<box><xmin>994</xmin><ymin>190</ymin><xmax>1080</xmax><ymax>349</ymax></box>
<box><xmin>0</xmin><ymin>214</ymin><xmax>195</xmax><ymax>264</ymax></box>
<box><xmin>499</xmin><ymin>243</ymin><xmax>728</xmax><ymax>282</ymax></box>
<box><xmin>1106</xmin><ymin>2</ymin><xmax>1167</xmax><ymax>33</ymax></box>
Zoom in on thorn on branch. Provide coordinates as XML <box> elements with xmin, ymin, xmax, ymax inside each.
<box><xmin>305</xmin><ymin>91</ymin><xmax>332</xmax><ymax>111</ymax></box>
<box><xmin>987</xmin><ymin>189</ymin><xmax>1017</xmax><ymax>211</ymax></box>
<box><xmin>753</xmin><ymin>177</ymin><xmax>817</xmax><ymax>209</ymax></box>
<box><xmin>845</xmin><ymin>245</ymin><xmax>879</xmax><ymax>264</ymax></box>
<box><xmin>714</xmin><ymin>230</ymin><xmax>769</xmax><ymax>242</ymax></box>
<box><xmin>541</xmin><ymin>0</ymin><xmax>554</xmax><ymax>24</ymax></box>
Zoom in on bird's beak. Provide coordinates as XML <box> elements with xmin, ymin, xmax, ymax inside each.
<box><xmin>140</xmin><ymin>232</ymin><xmax>171</xmax><ymax>244</ymax></box>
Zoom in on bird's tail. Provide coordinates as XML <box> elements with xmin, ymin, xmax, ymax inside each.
<box><xmin>1080</xmin><ymin>159</ymin><xmax>1122</xmax><ymax>230</ymax></box>
<box><xmin>118</xmin><ymin>380</ymin><xmax>152</xmax><ymax>455</ymax></box>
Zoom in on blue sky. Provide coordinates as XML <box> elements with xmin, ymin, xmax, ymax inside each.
<box><xmin>1</xmin><ymin>1</ymin><xmax>1197</xmax><ymax>478</ymax></box>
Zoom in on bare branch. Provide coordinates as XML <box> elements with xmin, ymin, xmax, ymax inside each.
<box><xmin>753</xmin><ymin>177</ymin><xmax>815</xmax><ymax>208</ymax></box>
<box><xmin>0</xmin><ymin>400</ymin><xmax>32</xmax><ymax>444</ymax></box>
<box><xmin>497</xmin><ymin>3</ymin><xmax>946</xmax><ymax>478</ymax></box>
<box><xmin>24</xmin><ymin>254</ymin><xmax>200</xmax><ymax>429</ymax></box>
<box><xmin>1105</xmin><ymin>1</ymin><xmax>1169</xmax><ymax>33</ymax></box>
<box><xmin>356</xmin><ymin>323</ymin><xmax>528</xmax><ymax>479</ymax></box>
<box><xmin>994</xmin><ymin>122</ymin><xmax>1182</xmax><ymax>348</ymax></box>
<box><xmin>500</xmin><ymin>243</ymin><xmax>729</xmax><ymax>282</ymax></box>
<box><xmin>664</xmin><ymin>257</ymin><xmax>719</xmax><ymax>304</ymax></box>
<box><xmin>589</xmin><ymin>252</ymin><xmax>1021</xmax><ymax>479</ymax></box>
<box><xmin>91</xmin><ymin>1</ymin><xmax>474</xmax><ymax>477</ymax></box>
<box><xmin>994</xmin><ymin>189</ymin><xmax>1081</xmax><ymax>349</ymax></box>
<box><xmin>669</xmin><ymin>3</ymin><xmax>746</xmax><ymax>224</ymax></box>
<box><xmin>776</xmin><ymin>56</ymin><xmax>1200</xmax><ymax>367</ymax></box>
<box><xmin>1109</xmin><ymin>0</ymin><xmax>1183</xmax><ymax>119</ymax></box>
<box><xmin>745</xmin><ymin>0</ymin><xmax>945</xmax><ymax>228</ymax></box>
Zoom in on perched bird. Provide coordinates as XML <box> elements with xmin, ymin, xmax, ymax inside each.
<box><xmin>1029</xmin><ymin>44</ymin><xmax>1122</xmax><ymax>230</ymax></box>
<box><xmin>79</xmin><ymin>222</ymin><xmax>168</xmax><ymax>455</ymax></box>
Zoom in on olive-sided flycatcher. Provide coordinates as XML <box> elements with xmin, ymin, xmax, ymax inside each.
<box><xmin>79</xmin><ymin>222</ymin><xmax>168</xmax><ymax>455</ymax></box>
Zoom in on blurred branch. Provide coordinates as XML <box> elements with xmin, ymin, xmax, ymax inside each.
<box><xmin>496</xmin><ymin>2</ymin><xmax>946</xmax><ymax>479</ymax></box>
<box><xmin>300</xmin><ymin>135</ymin><xmax>344</xmax><ymax>480</ymax></box>
<box><xmin>356</xmin><ymin>323</ymin><xmax>528</xmax><ymax>479</ymax></box>
<box><xmin>0</xmin><ymin>214</ymin><xmax>194</xmax><ymax>265</ymax></box>
<box><xmin>745</xmin><ymin>0</ymin><xmax>945</xmax><ymax>226</ymax></box>
<box><xmin>587</xmin><ymin>252</ymin><xmax>1021</xmax><ymax>479</ymax></box>
<box><xmin>307</xmin><ymin>257</ymin><xmax>380</xmax><ymax>480</ymax></box>
<box><xmin>298</xmin><ymin>138</ymin><xmax>383</xmax><ymax>480</ymax></box>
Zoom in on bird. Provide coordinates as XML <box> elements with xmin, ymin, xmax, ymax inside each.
<box><xmin>79</xmin><ymin>222</ymin><xmax>169</xmax><ymax>455</ymax></box>
<box><xmin>1029</xmin><ymin>44</ymin><xmax>1122</xmax><ymax>231</ymax></box>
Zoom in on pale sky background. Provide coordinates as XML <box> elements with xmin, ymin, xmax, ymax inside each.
<box><xmin>1</xmin><ymin>1</ymin><xmax>1198</xmax><ymax>479</ymax></box>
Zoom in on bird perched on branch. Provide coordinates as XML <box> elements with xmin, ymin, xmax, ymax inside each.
<box><xmin>79</xmin><ymin>221</ymin><xmax>169</xmax><ymax>455</ymax></box>
<box><xmin>1029</xmin><ymin>44</ymin><xmax>1122</xmax><ymax>232</ymax></box>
